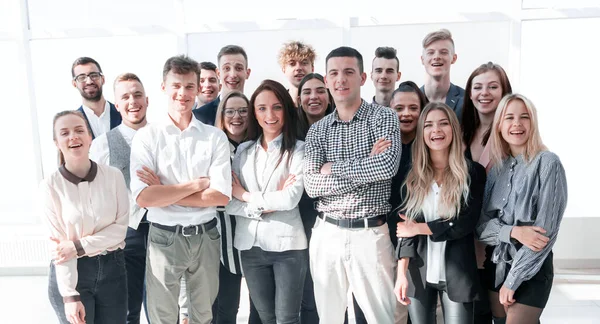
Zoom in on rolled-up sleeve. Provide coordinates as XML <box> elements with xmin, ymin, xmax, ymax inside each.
<box><xmin>208</xmin><ymin>131</ymin><xmax>233</xmax><ymax>199</ymax></box>
<box><xmin>129</xmin><ymin>127</ymin><xmax>153</xmax><ymax>203</ymax></box>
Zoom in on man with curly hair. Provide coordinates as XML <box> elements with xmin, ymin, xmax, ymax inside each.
<box><xmin>278</xmin><ymin>41</ymin><xmax>316</xmax><ymax>105</ymax></box>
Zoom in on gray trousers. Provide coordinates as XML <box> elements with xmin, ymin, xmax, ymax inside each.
<box><xmin>146</xmin><ymin>223</ymin><xmax>221</xmax><ymax>324</ymax></box>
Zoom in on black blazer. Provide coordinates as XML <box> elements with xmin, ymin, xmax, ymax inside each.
<box><xmin>192</xmin><ymin>96</ymin><xmax>221</xmax><ymax>126</ymax></box>
<box><xmin>420</xmin><ymin>83</ymin><xmax>465</xmax><ymax>122</ymax></box>
<box><xmin>77</xmin><ymin>102</ymin><xmax>121</xmax><ymax>140</ymax></box>
<box><xmin>394</xmin><ymin>161</ymin><xmax>486</xmax><ymax>303</ymax></box>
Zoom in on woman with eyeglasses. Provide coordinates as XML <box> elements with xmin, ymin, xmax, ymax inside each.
<box><xmin>226</xmin><ymin>80</ymin><xmax>307</xmax><ymax>324</ymax></box>
<box><xmin>43</xmin><ymin>110</ymin><xmax>129</xmax><ymax>324</ymax></box>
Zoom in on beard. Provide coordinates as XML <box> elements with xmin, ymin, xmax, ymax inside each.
<box><xmin>79</xmin><ymin>85</ymin><xmax>103</xmax><ymax>102</ymax></box>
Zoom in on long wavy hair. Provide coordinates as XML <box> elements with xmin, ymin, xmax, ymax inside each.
<box><xmin>402</xmin><ymin>102</ymin><xmax>470</xmax><ymax>220</ymax></box>
<box><xmin>489</xmin><ymin>93</ymin><xmax>547</xmax><ymax>166</ymax></box>
<box><xmin>248</xmin><ymin>79</ymin><xmax>299</xmax><ymax>168</ymax></box>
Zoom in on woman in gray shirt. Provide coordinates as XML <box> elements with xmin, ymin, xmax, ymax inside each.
<box><xmin>477</xmin><ymin>94</ymin><xmax>568</xmax><ymax>324</ymax></box>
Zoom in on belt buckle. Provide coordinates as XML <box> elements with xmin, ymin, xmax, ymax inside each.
<box><xmin>181</xmin><ymin>225</ymin><xmax>199</xmax><ymax>237</ymax></box>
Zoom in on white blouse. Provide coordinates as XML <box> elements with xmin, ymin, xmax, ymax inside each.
<box><xmin>423</xmin><ymin>182</ymin><xmax>447</xmax><ymax>284</ymax></box>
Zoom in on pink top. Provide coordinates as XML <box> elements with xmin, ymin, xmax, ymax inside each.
<box><xmin>39</xmin><ymin>161</ymin><xmax>129</xmax><ymax>301</ymax></box>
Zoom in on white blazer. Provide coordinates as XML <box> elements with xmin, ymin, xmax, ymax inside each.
<box><xmin>226</xmin><ymin>137</ymin><xmax>307</xmax><ymax>252</ymax></box>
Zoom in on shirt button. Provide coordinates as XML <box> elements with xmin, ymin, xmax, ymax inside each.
<box><xmin>449</xmin><ymin>222</ymin><xmax>454</xmax><ymax>226</ymax></box>
<box><xmin>502</xmin><ymin>198</ymin><xmax>505</xmax><ymax>201</ymax></box>
<box><xmin>508</xmin><ymin>183</ymin><xmax>511</xmax><ymax>187</ymax></box>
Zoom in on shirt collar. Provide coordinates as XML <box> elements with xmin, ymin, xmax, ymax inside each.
<box><xmin>256</xmin><ymin>133</ymin><xmax>283</xmax><ymax>152</ymax></box>
<box><xmin>59</xmin><ymin>160</ymin><xmax>98</xmax><ymax>184</ymax></box>
<box><xmin>330</xmin><ymin>99</ymin><xmax>368</xmax><ymax>125</ymax></box>
<box><xmin>164</xmin><ymin>112</ymin><xmax>203</xmax><ymax>133</ymax></box>
<box><xmin>82</xmin><ymin>101</ymin><xmax>110</xmax><ymax>118</ymax></box>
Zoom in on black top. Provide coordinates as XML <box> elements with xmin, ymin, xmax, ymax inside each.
<box><xmin>192</xmin><ymin>96</ymin><xmax>221</xmax><ymax>126</ymax></box>
<box><xmin>395</xmin><ymin>161</ymin><xmax>486</xmax><ymax>303</ymax></box>
<box><xmin>388</xmin><ymin>140</ymin><xmax>414</xmax><ymax>247</ymax></box>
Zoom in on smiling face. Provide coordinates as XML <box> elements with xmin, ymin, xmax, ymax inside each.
<box><xmin>72</xmin><ymin>63</ymin><xmax>104</xmax><ymax>102</ymax></box>
<box><xmin>371</xmin><ymin>57</ymin><xmax>400</xmax><ymax>93</ymax></box>
<box><xmin>299</xmin><ymin>78</ymin><xmax>329</xmax><ymax>121</ymax></box>
<box><xmin>391</xmin><ymin>91</ymin><xmax>421</xmax><ymax>137</ymax></box>
<box><xmin>421</xmin><ymin>39</ymin><xmax>457</xmax><ymax>78</ymax></box>
<box><xmin>325</xmin><ymin>56</ymin><xmax>366</xmax><ymax>106</ymax></box>
<box><xmin>500</xmin><ymin>99</ymin><xmax>531</xmax><ymax>156</ymax></box>
<box><xmin>198</xmin><ymin>69</ymin><xmax>220</xmax><ymax>104</ymax></box>
<box><xmin>470</xmin><ymin>70</ymin><xmax>503</xmax><ymax>116</ymax></box>
<box><xmin>223</xmin><ymin>96</ymin><xmax>249</xmax><ymax>140</ymax></box>
<box><xmin>284</xmin><ymin>58</ymin><xmax>314</xmax><ymax>88</ymax></box>
<box><xmin>254</xmin><ymin>90</ymin><xmax>284</xmax><ymax>139</ymax></box>
<box><xmin>218</xmin><ymin>54</ymin><xmax>251</xmax><ymax>95</ymax></box>
<box><xmin>114</xmin><ymin>80</ymin><xmax>148</xmax><ymax>127</ymax></box>
<box><xmin>54</xmin><ymin>114</ymin><xmax>92</xmax><ymax>163</ymax></box>
<box><xmin>162</xmin><ymin>71</ymin><xmax>199</xmax><ymax>116</ymax></box>
<box><xmin>423</xmin><ymin>108</ymin><xmax>453</xmax><ymax>153</ymax></box>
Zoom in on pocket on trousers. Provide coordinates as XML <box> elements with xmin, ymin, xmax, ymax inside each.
<box><xmin>205</xmin><ymin>227</ymin><xmax>221</xmax><ymax>241</ymax></box>
<box><xmin>149</xmin><ymin>226</ymin><xmax>175</xmax><ymax>247</ymax></box>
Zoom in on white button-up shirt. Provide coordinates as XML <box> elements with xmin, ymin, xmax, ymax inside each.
<box><xmin>423</xmin><ymin>182</ymin><xmax>447</xmax><ymax>284</ymax></box>
<box><xmin>130</xmin><ymin>114</ymin><xmax>232</xmax><ymax>226</ymax></box>
<box><xmin>82</xmin><ymin>101</ymin><xmax>112</xmax><ymax>138</ymax></box>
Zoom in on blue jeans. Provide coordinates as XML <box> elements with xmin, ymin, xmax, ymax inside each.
<box><xmin>48</xmin><ymin>249</ymin><xmax>128</xmax><ymax>324</ymax></box>
<box><xmin>124</xmin><ymin>223</ymin><xmax>149</xmax><ymax>324</ymax></box>
<box><xmin>241</xmin><ymin>247</ymin><xmax>308</xmax><ymax>324</ymax></box>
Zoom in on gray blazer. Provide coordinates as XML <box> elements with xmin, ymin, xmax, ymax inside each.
<box><xmin>226</xmin><ymin>138</ymin><xmax>307</xmax><ymax>252</ymax></box>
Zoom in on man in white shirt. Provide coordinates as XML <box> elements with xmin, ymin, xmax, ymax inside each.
<box><xmin>89</xmin><ymin>72</ymin><xmax>149</xmax><ymax>324</ymax></box>
<box><xmin>71</xmin><ymin>57</ymin><xmax>122</xmax><ymax>139</ymax></box>
<box><xmin>130</xmin><ymin>55</ymin><xmax>232</xmax><ymax>324</ymax></box>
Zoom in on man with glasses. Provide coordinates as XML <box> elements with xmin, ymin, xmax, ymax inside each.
<box><xmin>72</xmin><ymin>57</ymin><xmax>122</xmax><ymax>139</ymax></box>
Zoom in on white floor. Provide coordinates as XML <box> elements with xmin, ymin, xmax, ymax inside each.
<box><xmin>3</xmin><ymin>276</ymin><xmax>600</xmax><ymax>323</ymax></box>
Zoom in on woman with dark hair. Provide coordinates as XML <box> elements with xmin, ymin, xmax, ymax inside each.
<box><xmin>462</xmin><ymin>62</ymin><xmax>512</xmax><ymax>171</ymax></box>
<box><xmin>226</xmin><ymin>80</ymin><xmax>307</xmax><ymax>324</ymax></box>
<box><xmin>43</xmin><ymin>110</ymin><xmax>129</xmax><ymax>324</ymax></box>
<box><xmin>461</xmin><ymin>62</ymin><xmax>513</xmax><ymax>322</ymax></box>
<box><xmin>212</xmin><ymin>91</ymin><xmax>262</xmax><ymax>324</ymax></box>
<box><xmin>394</xmin><ymin>102</ymin><xmax>486</xmax><ymax>324</ymax></box>
<box><xmin>295</xmin><ymin>73</ymin><xmax>333</xmax><ymax>323</ymax></box>
<box><xmin>297</xmin><ymin>73</ymin><xmax>334</xmax><ymax>140</ymax></box>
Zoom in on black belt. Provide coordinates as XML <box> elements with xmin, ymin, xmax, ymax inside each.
<box><xmin>318</xmin><ymin>213</ymin><xmax>386</xmax><ymax>229</ymax></box>
<box><xmin>152</xmin><ymin>218</ymin><xmax>218</xmax><ymax>236</ymax></box>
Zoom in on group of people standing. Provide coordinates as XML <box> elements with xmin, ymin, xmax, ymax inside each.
<box><xmin>42</xmin><ymin>28</ymin><xmax>567</xmax><ymax>324</ymax></box>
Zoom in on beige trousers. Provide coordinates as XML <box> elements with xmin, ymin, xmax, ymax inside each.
<box><xmin>146</xmin><ymin>224</ymin><xmax>220</xmax><ymax>324</ymax></box>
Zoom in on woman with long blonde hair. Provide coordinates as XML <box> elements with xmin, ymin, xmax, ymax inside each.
<box><xmin>394</xmin><ymin>102</ymin><xmax>486</xmax><ymax>324</ymax></box>
<box><xmin>477</xmin><ymin>94</ymin><xmax>567</xmax><ymax>324</ymax></box>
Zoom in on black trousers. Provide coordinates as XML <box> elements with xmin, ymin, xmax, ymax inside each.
<box><xmin>212</xmin><ymin>262</ymin><xmax>262</xmax><ymax>324</ymax></box>
<box><xmin>124</xmin><ymin>223</ymin><xmax>149</xmax><ymax>324</ymax></box>
<box><xmin>408</xmin><ymin>281</ymin><xmax>473</xmax><ymax>324</ymax></box>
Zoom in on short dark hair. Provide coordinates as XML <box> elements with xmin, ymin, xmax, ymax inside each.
<box><xmin>162</xmin><ymin>55</ymin><xmax>201</xmax><ymax>83</ymax></box>
<box><xmin>217</xmin><ymin>45</ymin><xmax>248</xmax><ymax>66</ymax></box>
<box><xmin>374</xmin><ymin>46</ymin><xmax>399</xmax><ymax>71</ymax></box>
<box><xmin>71</xmin><ymin>57</ymin><xmax>102</xmax><ymax>77</ymax></box>
<box><xmin>326</xmin><ymin>46</ymin><xmax>364</xmax><ymax>73</ymax></box>
<box><xmin>199</xmin><ymin>61</ymin><xmax>217</xmax><ymax>72</ymax></box>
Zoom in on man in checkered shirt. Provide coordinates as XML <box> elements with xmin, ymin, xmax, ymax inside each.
<box><xmin>304</xmin><ymin>46</ymin><xmax>402</xmax><ymax>323</ymax></box>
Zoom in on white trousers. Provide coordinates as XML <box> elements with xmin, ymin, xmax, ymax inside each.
<box><xmin>310</xmin><ymin>217</ymin><xmax>401</xmax><ymax>324</ymax></box>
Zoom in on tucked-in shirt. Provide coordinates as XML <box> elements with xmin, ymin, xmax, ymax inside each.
<box><xmin>476</xmin><ymin>151</ymin><xmax>568</xmax><ymax>291</ymax></box>
<box><xmin>89</xmin><ymin>123</ymin><xmax>137</xmax><ymax>165</ymax></box>
<box><xmin>82</xmin><ymin>101</ymin><xmax>111</xmax><ymax>138</ymax></box>
<box><xmin>303</xmin><ymin>100</ymin><xmax>401</xmax><ymax>219</ymax></box>
<box><xmin>423</xmin><ymin>183</ymin><xmax>447</xmax><ymax>284</ymax></box>
<box><xmin>89</xmin><ymin>123</ymin><xmax>146</xmax><ymax>229</ymax></box>
<box><xmin>39</xmin><ymin>162</ymin><xmax>129</xmax><ymax>300</ymax></box>
<box><xmin>130</xmin><ymin>114</ymin><xmax>232</xmax><ymax>226</ymax></box>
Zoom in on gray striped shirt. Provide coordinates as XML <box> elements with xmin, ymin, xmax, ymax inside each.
<box><xmin>476</xmin><ymin>151</ymin><xmax>567</xmax><ymax>291</ymax></box>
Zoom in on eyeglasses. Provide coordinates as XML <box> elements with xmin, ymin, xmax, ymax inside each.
<box><xmin>223</xmin><ymin>108</ymin><xmax>249</xmax><ymax>117</ymax></box>
<box><xmin>74</xmin><ymin>72</ymin><xmax>103</xmax><ymax>83</ymax></box>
